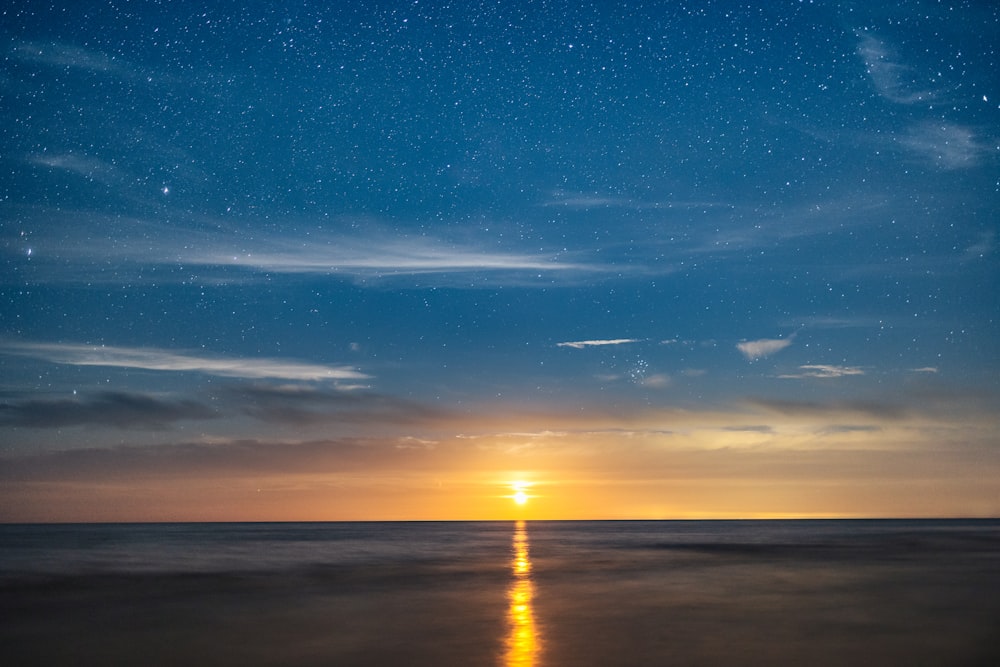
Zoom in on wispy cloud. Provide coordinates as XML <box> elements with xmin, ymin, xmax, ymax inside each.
<box><xmin>29</xmin><ymin>153</ymin><xmax>129</xmax><ymax>185</ymax></box>
<box><xmin>747</xmin><ymin>397</ymin><xmax>907</xmax><ymax>420</ymax></box>
<box><xmin>964</xmin><ymin>231</ymin><xmax>995</xmax><ymax>260</ymax></box>
<box><xmin>817</xmin><ymin>424</ymin><xmax>881</xmax><ymax>435</ymax></box>
<box><xmin>854</xmin><ymin>34</ymin><xmax>983</xmax><ymax>170</ymax></box>
<box><xmin>10</xmin><ymin>40</ymin><xmax>140</xmax><ymax>79</ymax></box>
<box><xmin>199</xmin><ymin>236</ymin><xmax>595</xmax><ymax>278</ymax></box>
<box><xmin>781</xmin><ymin>315</ymin><xmax>878</xmax><ymax>330</ymax></box>
<box><xmin>720</xmin><ymin>425</ymin><xmax>774</xmax><ymax>434</ymax></box>
<box><xmin>9</xmin><ymin>215</ymin><xmax>609</xmax><ymax>287</ymax></box>
<box><xmin>0</xmin><ymin>341</ymin><xmax>368</xmax><ymax>382</ymax></box>
<box><xmin>25</xmin><ymin>152</ymin><xmax>178</xmax><ymax>206</ymax></box>
<box><xmin>541</xmin><ymin>191</ymin><xmax>731</xmax><ymax>211</ymax></box>
<box><xmin>685</xmin><ymin>194</ymin><xmax>891</xmax><ymax>259</ymax></box>
<box><xmin>899</xmin><ymin>122</ymin><xmax>985</xmax><ymax>170</ymax></box>
<box><xmin>640</xmin><ymin>374</ymin><xmax>672</xmax><ymax>389</ymax></box>
<box><xmin>856</xmin><ymin>32</ymin><xmax>938</xmax><ymax>105</ymax></box>
<box><xmin>557</xmin><ymin>338</ymin><xmax>640</xmax><ymax>349</ymax></box>
<box><xmin>542</xmin><ymin>193</ymin><xmax>632</xmax><ymax>209</ymax></box>
<box><xmin>737</xmin><ymin>336</ymin><xmax>794</xmax><ymax>361</ymax></box>
<box><xmin>778</xmin><ymin>364</ymin><xmax>865</xmax><ymax>379</ymax></box>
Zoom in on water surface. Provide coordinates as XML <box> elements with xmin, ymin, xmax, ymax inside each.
<box><xmin>2</xmin><ymin>520</ymin><xmax>998</xmax><ymax>666</ymax></box>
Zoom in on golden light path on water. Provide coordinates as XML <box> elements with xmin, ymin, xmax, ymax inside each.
<box><xmin>504</xmin><ymin>520</ymin><xmax>540</xmax><ymax>667</ymax></box>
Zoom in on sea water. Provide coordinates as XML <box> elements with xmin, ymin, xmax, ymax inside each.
<box><xmin>2</xmin><ymin>520</ymin><xmax>998</xmax><ymax>666</ymax></box>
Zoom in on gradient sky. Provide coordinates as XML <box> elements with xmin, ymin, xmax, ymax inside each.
<box><xmin>2</xmin><ymin>0</ymin><xmax>998</xmax><ymax>521</ymax></box>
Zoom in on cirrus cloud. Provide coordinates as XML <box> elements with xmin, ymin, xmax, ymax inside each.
<box><xmin>0</xmin><ymin>340</ymin><xmax>368</xmax><ymax>382</ymax></box>
<box><xmin>557</xmin><ymin>338</ymin><xmax>640</xmax><ymax>349</ymax></box>
<box><xmin>778</xmin><ymin>365</ymin><xmax>865</xmax><ymax>379</ymax></box>
<box><xmin>737</xmin><ymin>336</ymin><xmax>795</xmax><ymax>361</ymax></box>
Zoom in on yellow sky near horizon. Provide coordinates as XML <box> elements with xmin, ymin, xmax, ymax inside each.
<box><xmin>3</xmin><ymin>403</ymin><xmax>998</xmax><ymax>522</ymax></box>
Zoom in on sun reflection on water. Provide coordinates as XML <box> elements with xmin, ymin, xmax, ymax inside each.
<box><xmin>504</xmin><ymin>520</ymin><xmax>540</xmax><ymax>667</ymax></box>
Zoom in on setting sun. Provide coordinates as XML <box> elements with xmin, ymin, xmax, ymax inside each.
<box><xmin>511</xmin><ymin>481</ymin><xmax>530</xmax><ymax>506</ymax></box>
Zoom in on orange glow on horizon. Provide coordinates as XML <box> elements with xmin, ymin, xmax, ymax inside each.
<box><xmin>6</xmin><ymin>470</ymin><xmax>1000</xmax><ymax>522</ymax></box>
<box><xmin>3</xmin><ymin>418</ymin><xmax>1000</xmax><ymax>522</ymax></box>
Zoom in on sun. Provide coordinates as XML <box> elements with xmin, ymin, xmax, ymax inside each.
<box><xmin>510</xmin><ymin>481</ymin><xmax>530</xmax><ymax>505</ymax></box>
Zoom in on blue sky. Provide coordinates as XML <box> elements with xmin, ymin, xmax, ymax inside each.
<box><xmin>1</xmin><ymin>0</ymin><xmax>998</xmax><ymax>520</ymax></box>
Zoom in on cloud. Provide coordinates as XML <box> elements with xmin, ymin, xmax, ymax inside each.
<box><xmin>747</xmin><ymin>397</ymin><xmax>907</xmax><ymax>420</ymax></box>
<box><xmin>778</xmin><ymin>365</ymin><xmax>865</xmax><ymax>379</ymax></box>
<box><xmin>0</xmin><ymin>341</ymin><xmax>368</xmax><ymax>382</ymax></box>
<box><xmin>29</xmin><ymin>153</ymin><xmax>130</xmax><ymax>186</ymax></box>
<box><xmin>853</xmin><ymin>34</ymin><xmax>985</xmax><ymax>169</ymax></box>
<box><xmin>557</xmin><ymin>338</ymin><xmax>640</xmax><ymax>349</ymax></box>
<box><xmin>226</xmin><ymin>383</ymin><xmax>447</xmax><ymax>425</ymax></box>
<box><xmin>0</xmin><ymin>391</ymin><xmax>215</xmax><ymax>429</ymax></box>
<box><xmin>10</xmin><ymin>40</ymin><xmax>140</xmax><ymax>79</ymax></box>
<box><xmin>0</xmin><ymin>437</ymin><xmax>393</xmax><ymax>482</ymax></box>
<box><xmin>25</xmin><ymin>153</ymin><xmax>182</xmax><ymax>207</ymax></box>
<box><xmin>640</xmin><ymin>374</ymin><xmax>672</xmax><ymax>389</ymax></box>
<box><xmin>540</xmin><ymin>191</ymin><xmax>731</xmax><ymax>210</ymax></box>
<box><xmin>899</xmin><ymin>122</ymin><xmax>985</xmax><ymax>170</ymax></box>
<box><xmin>856</xmin><ymin>33</ymin><xmax>938</xmax><ymax>105</ymax></box>
<box><xmin>0</xmin><ymin>382</ymin><xmax>447</xmax><ymax>431</ymax></box>
<box><xmin>199</xmin><ymin>236</ymin><xmax>597</xmax><ymax>279</ymax></box>
<box><xmin>720</xmin><ymin>425</ymin><xmax>775</xmax><ymax>434</ymax></box>
<box><xmin>0</xmin><ymin>431</ymin><xmax>513</xmax><ymax>485</ymax></box>
<box><xmin>7</xmin><ymin>215</ymin><xmax>610</xmax><ymax>287</ymax></box>
<box><xmin>542</xmin><ymin>193</ymin><xmax>632</xmax><ymax>209</ymax></box>
<box><xmin>736</xmin><ymin>336</ymin><xmax>794</xmax><ymax>360</ymax></box>
<box><xmin>910</xmin><ymin>367</ymin><xmax>939</xmax><ymax>374</ymax></box>
<box><xmin>782</xmin><ymin>316</ymin><xmax>878</xmax><ymax>330</ymax></box>
<box><xmin>816</xmin><ymin>425</ymin><xmax>881</xmax><ymax>435</ymax></box>
<box><xmin>964</xmin><ymin>231</ymin><xmax>995</xmax><ymax>260</ymax></box>
<box><xmin>684</xmin><ymin>194</ymin><xmax>893</xmax><ymax>259</ymax></box>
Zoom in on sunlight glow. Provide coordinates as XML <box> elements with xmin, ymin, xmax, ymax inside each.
<box><xmin>510</xmin><ymin>480</ymin><xmax>531</xmax><ymax>506</ymax></box>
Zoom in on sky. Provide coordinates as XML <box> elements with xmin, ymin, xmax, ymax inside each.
<box><xmin>1</xmin><ymin>0</ymin><xmax>998</xmax><ymax>521</ymax></box>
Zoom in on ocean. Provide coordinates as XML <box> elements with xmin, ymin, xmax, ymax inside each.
<box><xmin>2</xmin><ymin>520</ymin><xmax>998</xmax><ymax>666</ymax></box>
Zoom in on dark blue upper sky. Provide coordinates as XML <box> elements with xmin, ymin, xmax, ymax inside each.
<box><xmin>1</xmin><ymin>1</ymin><xmax>997</xmax><ymax>519</ymax></box>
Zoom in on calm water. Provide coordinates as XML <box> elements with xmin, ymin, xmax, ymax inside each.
<box><xmin>2</xmin><ymin>520</ymin><xmax>999</xmax><ymax>666</ymax></box>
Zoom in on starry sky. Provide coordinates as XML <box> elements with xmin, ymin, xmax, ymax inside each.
<box><xmin>2</xmin><ymin>0</ymin><xmax>998</xmax><ymax>521</ymax></box>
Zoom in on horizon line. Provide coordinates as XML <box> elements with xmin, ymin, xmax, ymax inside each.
<box><xmin>3</xmin><ymin>516</ymin><xmax>997</xmax><ymax>526</ymax></box>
